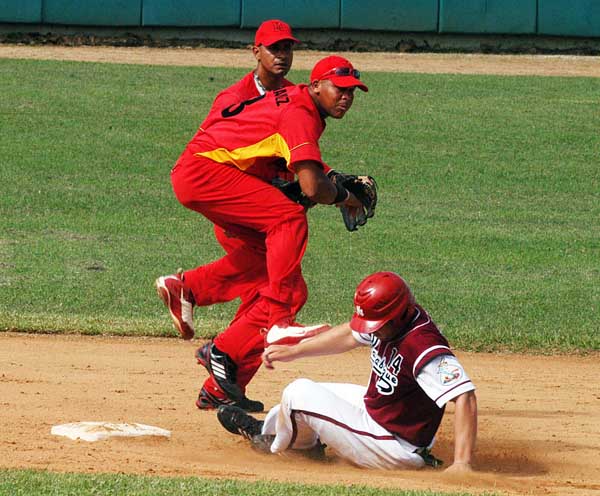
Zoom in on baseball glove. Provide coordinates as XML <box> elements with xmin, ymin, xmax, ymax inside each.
<box><xmin>327</xmin><ymin>171</ymin><xmax>378</xmax><ymax>232</ymax></box>
<box><xmin>272</xmin><ymin>177</ymin><xmax>316</xmax><ymax>210</ymax></box>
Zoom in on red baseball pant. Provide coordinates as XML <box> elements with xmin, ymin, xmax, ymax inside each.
<box><xmin>171</xmin><ymin>150</ymin><xmax>310</xmax><ymax>394</ymax></box>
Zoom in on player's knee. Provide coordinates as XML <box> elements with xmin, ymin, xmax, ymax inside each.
<box><xmin>283</xmin><ymin>199</ymin><xmax>307</xmax><ymax>217</ymax></box>
<box><xmin>277</xmin><ymin>202</ymin><xmax>308</xmax><ymax>227</ymax></box>
<box><xmin>282</xmin><ymin>378</ymin><xmax>315</xmax><ymax>405</ymax></box>
<box><xmin>290</xmin><ymin>274</ymin><xmax>308</xmax><ymax>312</ymax></box>
<box><xmin>266</xmin><ymin>211</ymin><xmax>308</xmax><ymax>249</ymax></box>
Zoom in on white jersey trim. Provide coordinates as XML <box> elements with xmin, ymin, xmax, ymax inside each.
<box><xmin>413</xmin><ymin>345</ymin><xmax>452</xmax><ymax>377</ymax></box>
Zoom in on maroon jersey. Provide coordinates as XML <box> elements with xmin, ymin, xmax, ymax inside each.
<box><xmin>354</xmin><ymin>305</ymin><xmax>455</xmax><ymax>447</ymax></box>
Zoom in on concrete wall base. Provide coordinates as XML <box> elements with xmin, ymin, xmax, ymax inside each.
<box><xmin>2</xmin><ymin>24</ymin><xmax>599</xmax><ymax>55</ymax></box>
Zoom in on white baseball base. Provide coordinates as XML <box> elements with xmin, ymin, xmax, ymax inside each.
<box><xmin>51</xmin><ymin>422</ymin><xmax>171</xmax><ymax>442</ymax></box>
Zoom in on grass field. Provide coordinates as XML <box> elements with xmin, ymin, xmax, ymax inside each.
<box><xmin>1</xmin><ymin>58</ymin><xmax>597</xmax><ymax>352</ymax></box>
<box><xmin>0</xmin><ymin>470</ymin><xmax>498</xmax><ymax>496</ymax></box>
<box><xmin>0</xmin><ymin>57</ymin><xmax>598</xmax><ymax>494</ymax></box>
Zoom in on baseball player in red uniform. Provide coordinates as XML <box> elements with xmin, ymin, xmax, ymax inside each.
<box><xmin>217</xmin><ymin>272</ymin><xmax>478</xmax><ymax>472</ymax></box>
<box><xmin>156</xmin><ymin>54</ymin><xmax>370</xmax><ymax>412</ymax></box>
<box><xmin>157</xmin><ymin>20</ymin><xmax>300</xmax><ymax>411</ymax></box>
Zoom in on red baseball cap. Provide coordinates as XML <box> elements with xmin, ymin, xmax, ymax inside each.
<box><xmin>254</xmin><ymin>19</ymin><xmax>299</xmax><ymax>46</ymax></box>
<box><xmin>310</xmin><ymin>55</ymin><xmax>368</xmax><ymax>92</ymax></box>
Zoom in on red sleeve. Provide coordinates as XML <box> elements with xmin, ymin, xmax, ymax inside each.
<box><xmin>279</xmin><ymin>105</ymin><xmax>324</xmax><ymax>172</ymax></box>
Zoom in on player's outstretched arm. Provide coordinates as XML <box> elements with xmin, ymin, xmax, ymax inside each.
<box><xmin>294</xmin><ymin>160</ymin><xmax>362</xmax><ymax>207</ymax></box>
<box><xmin>262</xmin><ymin>322</ymin><xmax>359</xmax><ymax>369</ymax></box>
<box><xmin>446</xmin><ymin>390</ymin><xmax>478</xmax><ymax>473</ymax></box>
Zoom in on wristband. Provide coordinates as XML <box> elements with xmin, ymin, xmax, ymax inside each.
<box><xmin>330</xmin><ymin>181</ymin><xmax>350</xmax><ymax>204</ymax></box>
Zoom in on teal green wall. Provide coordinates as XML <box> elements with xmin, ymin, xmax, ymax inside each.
<box><xmin>439</xmin><ymin>0</ymin><xmax>537</xmax><ymax>34</ymax></box>
<box><xmin>0</xmin><ymin>0</ymin><xmax>42</xmax><ymax>23</ymax></box>
<box><xmin>2</xmin><ymin>0</ymin><xmax>599</xmax><ymax>38</ymax></box>
<box><xmin>42</xmin><ymin>0</ymin><xmax>141</xmax><ymax>26</ymax></box>
<box><xmin>341</xmin><ymin>0</ymin><xmax>438</xmax><ymax>31</ymax></box>
<box><xmin>241</xmin><ymin>1</ymin><xmax>339</xmax><ymax>29</ymax></box>
<box><xmin>142</xmin><ymin>0</ymin><xmax>240</xmax><ymax>27</ymax></box>
<box><xmin>538</xmin><ymin>0</ymin><xmax>600</xmax><ymax>37</ymax></box>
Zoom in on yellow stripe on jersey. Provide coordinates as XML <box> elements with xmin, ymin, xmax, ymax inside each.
<box><xmin>194</xmin><ymin>133</ymin><xmax>291</xmax><ymax>171</ymax></box>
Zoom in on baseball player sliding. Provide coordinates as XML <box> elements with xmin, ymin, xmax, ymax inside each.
<box><xmin>217</xmin><ymin>272</ymin><xmax>478</xmax><ymax>472</ymax></box>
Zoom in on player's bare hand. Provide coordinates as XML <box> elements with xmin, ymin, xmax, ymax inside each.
<box><xmin>262</xmin><ymin>344</ymin><xmax>299</xmax><ymax>369</ymax></box>
<box><xmin>444</xmin><ymin>462</ymin><xmax>473</xmax><ymax>474</ymax></box>
<box><xmin>262</xmin><ymin>349</ymin><xmax>276</xmax><ymax>369</ymax></box>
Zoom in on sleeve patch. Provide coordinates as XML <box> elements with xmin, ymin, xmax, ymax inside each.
<box><xmin>437</xmin><ymin>357</ymin><xmax>463</xmax><ymax>386</ymax></box>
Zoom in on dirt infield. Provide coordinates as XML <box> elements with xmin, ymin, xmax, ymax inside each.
<box><xmin>2</xmin><ymin>44</ymin><xmax>600</xmax><ymax>77</ymax></box>
<box><xmin>1</xmin><ymin>332</ymin><xmax>599</xmax><ymax>495</ymax></box>
<box><xmin>2</xmin><ymin>46</ymin><xmax>599</xmax><ymax>495</ymax></box>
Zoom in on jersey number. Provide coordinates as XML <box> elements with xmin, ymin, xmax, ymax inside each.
<box><xmin>221</xmin><ymin>94</ymin><xmax>266</xmax><ymax>118</ymax></box>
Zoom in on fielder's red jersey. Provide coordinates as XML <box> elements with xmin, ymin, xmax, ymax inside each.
<box><xmin>187</xmin><ymin>84</ymin><xmax>325</xmax><ymax>183</ymax></box>
<box><xmin>206</xmin><ymin>71</ymin><xmax>295</xmax><ymax>182</ymax></box>
<box><xmin>353</xmin><ymin>305</ymin><xmax>474</xmax><ymax>447</ymax></box>
<box><xmin>210</xmin><ymin>71</ymin><xmax>293</xmax><ymax>112</ymax></box>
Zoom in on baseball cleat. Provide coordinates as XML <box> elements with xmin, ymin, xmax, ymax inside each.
<box><xmin>415</xmin><ymin>447</ymin><xmax>444</xmax><ymax>468</ymax></box>
<box><xmin>195</xmin><ymin>342</ymin><xmax>245</xmax><ymax>402</ymax></box>
<box><xmin>194</xmin><ymin>342</ymin><xmax>212</xmax><ymax>369</ymax></box>
<box><xmin>196</xmin><ymin>387</ymin><xmax>264</xmax><ymax>413</ymax></box>
<box><xmin>155</xmin><ymin>271</ymin><xmax>195</xmax><ymax>340</ymax></box>
<box><xmin>297</xmin><ymin>440</ymin><xmax>327</xmax><ymax>461</ymax></box>
<box><xmin>249</xmin><ymin>434</ymin><xmax>276</xmax><ymax>454</ymax></box>
<box><xmin>265</xmin><ymin>323</ymin><xmax>331</xmax><ymax>346</ymax></box>
<box><xmin>217</xmin><ymin>405</ymin><xmax>264</xmax><ymax>439</ymax></box>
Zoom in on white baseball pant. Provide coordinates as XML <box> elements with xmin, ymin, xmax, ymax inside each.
<box><xmin>261</xmin><ymin>378</ymin><xmax>427</xmax><ymax>469</ymax></box>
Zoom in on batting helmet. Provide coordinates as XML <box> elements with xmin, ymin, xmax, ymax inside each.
<box><xmin>350</xmin><ymin>271</ymin><xmax>415</xmax><ymax>334</ymax></box>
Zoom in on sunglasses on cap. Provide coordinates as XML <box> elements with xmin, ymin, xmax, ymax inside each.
<box><xmin>318</xmin><ymin>67</ymin><xmax>362</xmax><ymax>79</ymax></box>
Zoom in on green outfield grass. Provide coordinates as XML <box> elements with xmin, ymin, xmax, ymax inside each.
<box><xmin>1</xmin><ymin>58</ymin><xmax>598</xmax><ymax>354</ymax></box>
<box><xmin>0</xmin><ymin>469</ymin><xmax>498</xmax><ymax>496</ymax></box>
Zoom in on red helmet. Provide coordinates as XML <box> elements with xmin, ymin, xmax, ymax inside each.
<box><xmin>350</xmin><ymin>272</ymin><xmax>415</xmax><ymax>334</ymax></box>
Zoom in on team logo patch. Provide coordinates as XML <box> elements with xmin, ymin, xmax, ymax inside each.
<box><xmin>355</xmin><ymin>305</ymin><xmax>364</xmax><ymax>317</ymax></box>
<box><xmin>438</xmin><ymin>358</ymin><xmax>462</xmax><ymax>386</ymax></box>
